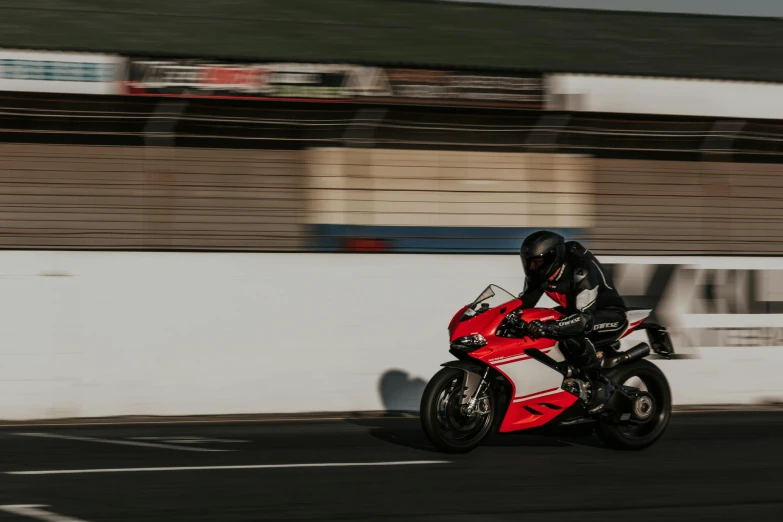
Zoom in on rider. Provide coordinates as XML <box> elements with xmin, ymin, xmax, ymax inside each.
<box><xmin>512</xmin><ymin>230</ymin><xmax>628</xmax><ymax>414</ymax></box>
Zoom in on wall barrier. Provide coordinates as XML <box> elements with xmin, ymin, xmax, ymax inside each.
<box><xmin>0</xmin><ymin>251</ymin><xmax>781</xmax><ymax>420</ymax></box>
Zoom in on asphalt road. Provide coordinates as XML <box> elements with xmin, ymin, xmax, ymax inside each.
<box><xmin>0</xmin><ymin>412</ymin><xmax>781</xmax><ymax>521</ymax></box>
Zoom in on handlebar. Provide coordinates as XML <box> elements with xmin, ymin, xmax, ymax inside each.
<box><xmin>505</xmin><ymin>310</ymin><xmax>528</xmax><ymax>331</ymax></box>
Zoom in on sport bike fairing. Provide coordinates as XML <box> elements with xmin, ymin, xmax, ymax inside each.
<box><xmin>452</xmin><ymin>301</ymin><xmax>577</xmax><ymax>432</ymax></box>
<box><xmin>424</xmin><ymin>285</ymin><xmax>669</xmax><ymax>452</ymax></box>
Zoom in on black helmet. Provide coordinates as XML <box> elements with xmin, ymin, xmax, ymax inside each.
<box><xmin>519</xmin><ymin>230</ymin><xmax>566</xmax><ymax>286</ymax></box>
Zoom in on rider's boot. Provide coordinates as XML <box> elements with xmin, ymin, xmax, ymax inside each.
<box><xmin>560</xmin><ymin>337</ymin><xmax>617</xmax><ymax>415</ymax></box>
<box><xmin>586</xmin><ymin>372</ymin><xmax>615</xmax><ymax>415</ymax></box>
<box><xmin>577</xmin><ymin>339</ymin><xmax>615</xmax><ymax>415</ymax></box>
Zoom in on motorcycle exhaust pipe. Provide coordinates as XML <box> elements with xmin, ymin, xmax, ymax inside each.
<box><xmin>614</xmin><ymin>342</ymin><xmax>650</xmax><ymax>366</ymax></box>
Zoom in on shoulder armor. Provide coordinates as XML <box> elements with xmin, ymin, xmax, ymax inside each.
<box><xmin>573</xmin><ymin>261</ymin><xmax>591</xmax><ymax>285</ymax></box>
<box><xmin>566</xmin><ymin>240</ymin><xmax>589</xmax><ymax>256</ymax></box>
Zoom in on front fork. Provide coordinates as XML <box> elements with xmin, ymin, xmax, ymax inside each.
<box><xmin>461</xmin><ymin>367</ymin><xmax>490</xmax><ymax>416</ymax></box>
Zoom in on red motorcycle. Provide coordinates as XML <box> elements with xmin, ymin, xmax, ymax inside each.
<box><xmin>420</xmin><ymin>284</ymin><xmax>675</xmax><ymax>453</ymax></box>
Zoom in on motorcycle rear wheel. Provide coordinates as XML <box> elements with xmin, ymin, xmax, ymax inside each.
<box><xmin>420</xmin><ymin>367</ymin><xmax>500</xmax><ymax>453</ymax></box>
<box><xmin>595</xmin><ymin>359</ymin><xmax>672</xmax><ymax>450</ymax></box>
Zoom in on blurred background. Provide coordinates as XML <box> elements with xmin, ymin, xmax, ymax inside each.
<box><xmin>0</xmin><ymin>0</ymin><xmax>782</xmax><ymax>418</ymax></box>
<box><xmin>0</xmin><ymin>3</ymin><xmax>782</xmax><ymax>522</ymax></box>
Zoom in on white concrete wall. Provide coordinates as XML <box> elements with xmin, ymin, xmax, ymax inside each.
<box><xmin>546</xmin><ymin>74</ymin><xmax>783</xmax><ymax>119</ymax></box>
<box><xmin>0</xmin><ymin>251</ymin><xmax>781</xmax><ymax>421</ymax></box>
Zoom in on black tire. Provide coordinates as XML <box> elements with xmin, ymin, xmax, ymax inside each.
<box><xmin>595</xmin><ymin>360</ymin><xmax>672</xmax><ymax>451</ymax></box>
<box><xmin>420</xmin><ymin>367</ymin><xmax>500</xmax><ymax>453</ymax></box>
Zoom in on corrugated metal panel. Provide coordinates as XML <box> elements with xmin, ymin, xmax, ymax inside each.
<box><xmin>0</xmin><ymin>93</ymin><xmax>782</xmax><ymax>254</ymax></box>
<box><xmin>305</xmin><ymin>148</ymin><xmax>594</xmax><ymax>228</ymax></box>
<box><xmin>0</xmin><ymin>144</ymin><xmax>307</xmax><ymax>250</ymax></box>
<box><xmin>590</xmin><ymin>159</ymin><xmax>783</xmax><ymax>254</ymax></box>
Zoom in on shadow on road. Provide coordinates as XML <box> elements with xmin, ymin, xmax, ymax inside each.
<box><xmin>347</xmin><ymin>416</ymin><xmax>605</xmax><ymax>453</ymax></box>
<box><xmin>369</xmin><ymin>369</ymin><xmax>607</xmax><ymax>452</ymax></box>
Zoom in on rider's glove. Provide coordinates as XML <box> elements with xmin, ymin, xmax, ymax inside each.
<box><xmin>527</xmin><ymin>320</ymin><xmax>557</xmax><ymax>339</ymax></box>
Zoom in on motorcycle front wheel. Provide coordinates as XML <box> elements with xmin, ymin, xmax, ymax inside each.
<box><xmin>420</xmin><ymin>367</ymin><xmax>500</xmax><ymax>453</ymax></box>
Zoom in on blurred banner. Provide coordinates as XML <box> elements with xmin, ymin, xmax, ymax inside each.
<box><xmin>0</xmin><ymin>49</ymin><xmax>125</xmax><ymax>95</ymax></box>
<box><xmin>546</xmin><ymin>73</ymin><xmax>783</xmax><ymax>119</ymax></box>
<box><xmin>603</xmin><ymin>258</ymin><xmax>783</xmax><ymax>355</ymax></box>
<box><xmin>124</xmin><ymin>59</ymin><xmax>545</xmax><ymax>108</ymax></box>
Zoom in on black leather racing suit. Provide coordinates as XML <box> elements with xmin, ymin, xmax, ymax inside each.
<box><xmin>519</xmin><ymin>241</ymin><xmax>628</xmax><ymax>367</ymax></box>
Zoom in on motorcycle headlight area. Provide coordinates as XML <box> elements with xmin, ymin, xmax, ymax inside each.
<box><xmin>450</xmin><ymin>334</ymin><xmax>487</xmax><ymax>352</ymax></box>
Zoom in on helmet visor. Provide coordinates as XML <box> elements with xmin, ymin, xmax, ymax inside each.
<box><xmin>522</xmin><ymin>249</ymin><xmax>557</xmax><ymax>279</ymax></box>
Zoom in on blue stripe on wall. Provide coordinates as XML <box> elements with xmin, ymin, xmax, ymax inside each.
<box><xmin>308</xmin><ymin>225</ymin><xmax>591</xmax><ymax>253</ymax></box>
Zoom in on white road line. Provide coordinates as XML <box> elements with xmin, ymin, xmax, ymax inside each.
<box><xmin>0</xmin><ymin>414</ymin><xmax>418</xmax><ymax>428</ymax></box>
<box><xmin>128</xmin><ymin>436</ymin><xmax>249</xmax><ymax>443</ymax></box>
<box><xmin>13</xmin><ymin>432</ymin><xmax>231</xmax><ymax>452</ymax></box>
<box><xmin>6</xmin><ymin>460</ymin><xmax>451</xmax><ymax>476</ymax></box>
<box><xmin>0</xmin><ymin>504</ymin><xmax>90</xmax><ymax>522</ymax></box>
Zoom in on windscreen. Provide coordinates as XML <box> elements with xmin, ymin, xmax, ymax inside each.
<box><xmin>460</xmin><ymin>284</ymin><xmax>517</xmax><ymax>322</ymax></box>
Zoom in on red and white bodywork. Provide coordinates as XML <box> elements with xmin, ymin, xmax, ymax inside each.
<box><xmin>448</xmin><ymin>289</ymin><xmax>652</xmax><ymax>433</ymax></box>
